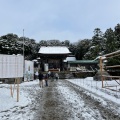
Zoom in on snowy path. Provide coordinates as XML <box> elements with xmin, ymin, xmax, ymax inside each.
<box><xmin>0</xmin><ymin>79</ymin><xmax>120</xmax><ymax>120</ymax></box>
<box><xmin>33</xmin><ymin>80</ymin><xmax>120</xmax><ymax>120</ymax></box>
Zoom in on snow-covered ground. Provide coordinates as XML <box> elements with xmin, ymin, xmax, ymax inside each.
<box><xmin>0</xmin><ymin>79</ymin><xmax>41</xmax><ymax>120</ymax></box>
<box><xmin>66</xmin><ymin>77</ymin><xmax>120</xmax><ymax>119</ymax></box>
<box><xmin>67</xmin><ymin>77</ymin><xmax>120</xmax><ymax>105</ymax></box>
<box><xmin>0</xmin><ymin>78</ymin><xmax>120</xmax><ymax>120</ymax></box>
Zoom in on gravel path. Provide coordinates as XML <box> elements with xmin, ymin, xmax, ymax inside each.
<box><xmin>33</xmin><ymin>80</ymin><xmax>120</xmax><ymax>120</ymax></box>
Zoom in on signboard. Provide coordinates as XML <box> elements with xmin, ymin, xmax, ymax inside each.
<box><xmin>0</xmin><ymin>54</ymin><xmax>23</xmax><ymax>78</ymax></box>
<box><xmin>24</xmin><ymin>60</ymin><xmax>34</xmax><ymax>81</ymax></box>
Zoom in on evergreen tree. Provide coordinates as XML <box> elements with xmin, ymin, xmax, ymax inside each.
<box><xmin>63</xmin><ymin>40</ymin><xmax>70</xmax><ymax>47</ymax></box>
<box><xmin>84</xmin><ymin>28</ymin><xmax>104</xmax><ymax>59</ymax></box>
<box><xmin>114</xmin><ymin>24</ymin><xmax>120</xmax><ymax>49</ymax></box>
<box><xmin>104</xmin><ymin>28</ymin><xmax>116</xmax><ymax>53</ymax></box>
<box><xmin>69</xmin><ymin>43</ymin><xmax>76</xmax><ymax>55</ymax></box>
<box><xmin>75</xmin><ymin>39</ymin><xmax>91</xmax><ymax>60</ymax></box>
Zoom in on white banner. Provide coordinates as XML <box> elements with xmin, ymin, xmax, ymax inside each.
<box><xmin>0</xmin><ymin>54</ymin><xmax>23</xmax><ymax>78</ymax></box>
<box><xmin>24</xmin><ymin>60</ymin><xmax>34</xmax><ymax>81</ymax></box>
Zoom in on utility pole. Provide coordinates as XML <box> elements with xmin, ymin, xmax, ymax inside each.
<box><xmin>23</xmin><ymin>29</ymin><xmax>24</xmax><ymax>57</ymax></box>
<box><xmin>23</xmin><ymin>29</ymin><xmax>25</xmax><ymax>81</ymax></box>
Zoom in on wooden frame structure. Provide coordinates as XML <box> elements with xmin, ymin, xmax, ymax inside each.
<box><xmin>100</xmin><ymin>50</ymin><xmax>120</xmax><ymax>91</ymax></box>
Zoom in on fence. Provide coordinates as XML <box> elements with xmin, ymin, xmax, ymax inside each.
<box><xmin>100</xmin><ymin>50</ymin><xmax>120</xmax><ymax>91</ymax></box>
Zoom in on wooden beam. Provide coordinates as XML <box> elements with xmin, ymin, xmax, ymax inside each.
<box><xmin>103</xmin><ymin>50</ymin><xmax>120</xmax><ymax>58</ymax></box>
<box><xmin>100</xmin><ymin>57</ymin><xmax>104</xmax><ymax>88</ymax></box>
<box><xmin>105</xmin><ymin>65</ymin><xmax>120</xmax><ymax>68</ymax></box>
<box><xmin>105</xmin><ymin>54</ymin><xmax>120</xmax><ymax>59</ymax></box>
<box><xmin>17</xmin><ymin>78</ymin><xmax>19</xmax><ymax>102</ymax></box>
<box><xmin>10</xmin><ymin>84</ymin><xmax>13</xmax><ymax>97</ymax></box>
<box><xmin>102</xmin><ymin>75</ymin><xmax>120</xmax><ymax>78</ymax></box>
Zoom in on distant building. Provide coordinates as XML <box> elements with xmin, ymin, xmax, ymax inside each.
<box><xmin>38</xmin><ymin>46</ymin><xmax>71</xmax><ymax>71</ymax></box>
<box><xmin>67</xmin><ymin>60</ymin><xmax>98</xmax><ymax>72</ymax></box>
<box><xmin>63</xmin><ymin>55</ymin><xmax>76</xmax><ymax>62</ymax></box>
<box><xmin>38</xmin><ymin>46</ymin><xmax>98</xmax><ymax>72</ymax></box>
<box><xmin>63</xmin><ymin>55</ymin><xmax>76</xmax><ymax>71</ymax></box>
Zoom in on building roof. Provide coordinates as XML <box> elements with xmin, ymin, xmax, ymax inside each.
<box><xmin>68</xmin><ymin>60</ymin><xmax>98</xmax><ymax>64</ymax></box>
<box><xmin>63</xmin><ymin>56</ymin><xmax>76</xmax><ymax>62</ymax></box>
<box><xmin>38</xmin><ymin>46</ymin><xmax>71</xmax><ymax>54</ymax></box>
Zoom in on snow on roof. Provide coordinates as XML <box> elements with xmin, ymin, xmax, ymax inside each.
<box><xmin>63</xmin><ymin>56</ymin><xmax>76</xmax><ymax>62</ymax></box>
<box><xmin>38</xmin><ymin>46</ymin><xmax>71</xmax><ymax>54</ymax></box>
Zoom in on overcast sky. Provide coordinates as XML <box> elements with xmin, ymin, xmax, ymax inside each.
<box><xmin>0</xmin><ymin>0</ymin><xmax>120</xmax><ymax>43</ymax></box>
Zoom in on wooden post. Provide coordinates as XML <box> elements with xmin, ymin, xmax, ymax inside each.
<box><xmin>10</xmin><ymin>84</ymin><xmax>13</xmax><ymax>97</ymax></box>
<box><xmin>17</xmin><ymin>78</ymin><xmax>19</xmax><ymax>102</ymax></box>
<box><xmin>100</xmin><ymin>57</ymin><xmax>104</xmax><ymax>88</ymax></box>
<box><xmin>13</xmin><ymin>79</ymin><xmax>16</xmax><ymax>96</ymax></box>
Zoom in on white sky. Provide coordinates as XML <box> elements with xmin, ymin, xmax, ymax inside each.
<box><xmin>0</xmin><ymin>0</ymin><xmax>120</xmax><ymax>42</ymax></box>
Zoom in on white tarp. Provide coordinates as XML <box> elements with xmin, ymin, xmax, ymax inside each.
<box><xmin>24</xmin><ymin>60</ymin><xmax>34</xmax><ymax>81</ymax></box>
<box><xmin>44</xmin><ymin>63</ymin><xmax>48</xmax><ymax>72</ymax></box>
<box><xmin>0</xmin><ymin>54</ymin><xmax>23</xmax><ymax>78</ymax></box>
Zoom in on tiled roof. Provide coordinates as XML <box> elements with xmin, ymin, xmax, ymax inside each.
<box><xmin>38</xmin><ymin>46</ymin><xmax>71</xmax><ymax>54</ymax></box>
